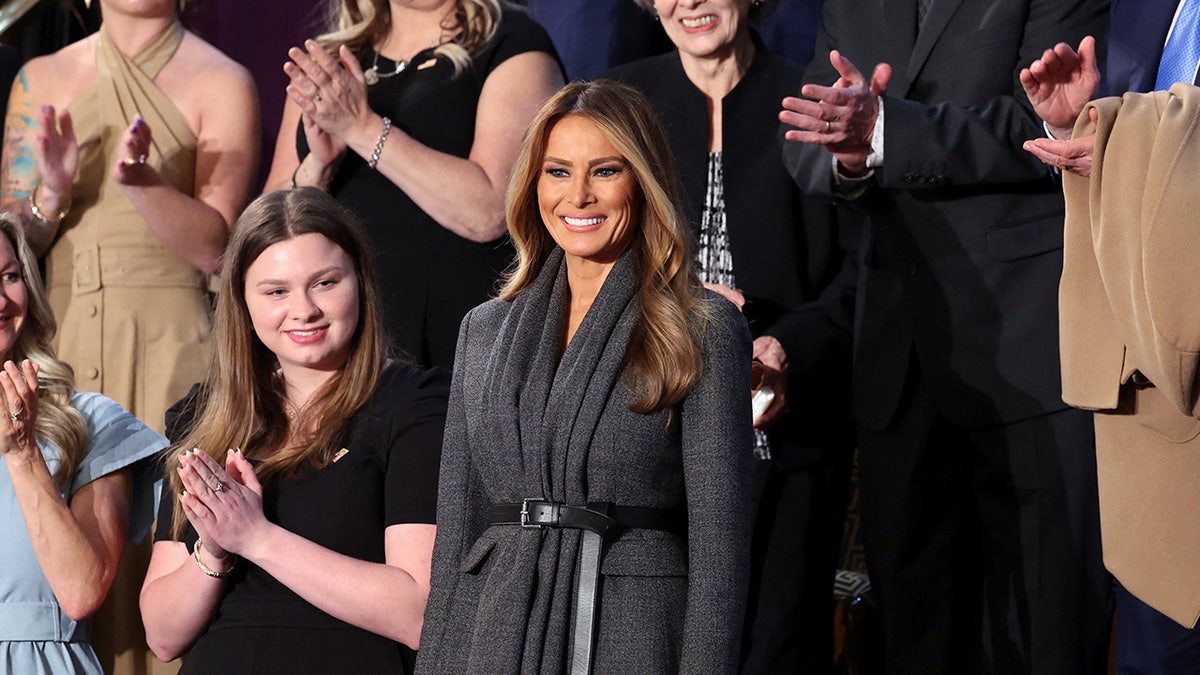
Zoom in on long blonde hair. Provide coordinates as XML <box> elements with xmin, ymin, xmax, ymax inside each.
<box><xmin>0</xmin><ymin>216</ymin><xmax>87</xmax><ymax>490</ymax></box>
<box><xmin>501</xmin><ymin>81</ymin><xmax>709</xmax><ymax>413</ymax></box>
<box><xmin>167</xmin><ymin>189</ymin><xmax>388</xmax><ymax>538</ymax></box>
<box><xmin>317</xmin><ymin>0</ymin><xmax>502</xmax><ymax>75</ymax></box>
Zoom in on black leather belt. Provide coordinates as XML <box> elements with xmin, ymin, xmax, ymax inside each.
<box><xmin>489</xmin><ymin>499</ymin><xmax>683</xmax><ymax>674</ymax></box>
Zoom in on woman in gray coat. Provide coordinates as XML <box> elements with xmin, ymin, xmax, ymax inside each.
<box><xmin>417</xmin><ymin>80</ymin><xmax>754</xmax><ymax>674</ymax></box>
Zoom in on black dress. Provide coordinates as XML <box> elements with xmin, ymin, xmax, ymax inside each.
<box><xmin>297</xmin><ymin>8</ymin><xmax>561</xmax><ymax>370</ymax></box>
<box><xmin>154</xmin><ymin>362</ymin><xmax>449</xmax><ymax>675</ymax></box>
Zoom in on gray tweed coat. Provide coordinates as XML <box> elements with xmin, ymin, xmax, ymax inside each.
<box><xmin>417</xmin><ymin>248</ymin><xmax>753</xmax><ymax>674</ymax></box>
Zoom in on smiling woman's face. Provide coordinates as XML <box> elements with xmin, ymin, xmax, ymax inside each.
<box><xmin>244</xmin><ymin>233</ymin><xmax>360</xmax><ymax>378</ymax></box>
<box><xmin>537</xmin><ymin>114</ymin><xmax>641</xmax><ymax>271</ymax></box>
<box><xmin>0</xmin><ymin>234</ymin><xmax>27</xmax><ymax>364</ymax></box>
<box><xmin>653</xmin><ymin>0</ymin><xmax>754</xmax><ymax>61</ymax></box>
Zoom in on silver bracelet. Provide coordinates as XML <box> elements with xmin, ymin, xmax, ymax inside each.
<box><xmin>368</xmin><ymin>116</ymin><xmax>392</xmax><ymax>171</ymax></box>
<box><xmin>193</xmin><ymin>538</ymin><xmax>237</xmax><ymax>578</ymax></box>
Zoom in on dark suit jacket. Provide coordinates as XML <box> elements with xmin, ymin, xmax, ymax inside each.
<box><xmin>608</xmin><ymin>44</ymin><xmax>856</xmax><ymax>468</ymax></box>
<box><xmin>1102</xmin><ymin>0</ymin><xmax>1178</xmax><ymax>95</ymax></box>
<box><xmin>784</xmin><ymin>0</ymin><xmax>1109</xmax><ymax>432</ymax></box>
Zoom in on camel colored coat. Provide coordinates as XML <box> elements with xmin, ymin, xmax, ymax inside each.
<box><xmin>1060</xmin><ymin>83</ymin><xmax>1200</xmax><ymax>628</ymax></box>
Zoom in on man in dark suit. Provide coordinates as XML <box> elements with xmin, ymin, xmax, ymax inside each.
<box><xmin>779</xmin><ymin>0</ymin><xmax>1113</xmax><ymax>672</ymax></box>
<box><xmin>1021</xmin><ymin>0</ymin><xmax>1200</xmax><ymax>671</ymax></box>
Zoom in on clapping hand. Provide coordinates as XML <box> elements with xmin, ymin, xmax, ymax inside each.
<box><xmin>178</xmin><ymin>448</ymin><xmax>266</xmax><ymax>564</ymax></box>
<box><xmin>31</xmin><ymin>106</ymin><xmax>78</xmax><ymax>209</ymax></box>
<box><xmin>0</xmin><ymin>359</ymin><xmax>40</xmax><ymax>458</ymax></box>
<box><xmin>111</xmin><ymin>115</ymin><xmax>155</xmax><ymax>185</ymax></box>
<box><xmin>781</xmin><ymin>50</ymin><xmax>892</xmax><ymax>175</ymax></box>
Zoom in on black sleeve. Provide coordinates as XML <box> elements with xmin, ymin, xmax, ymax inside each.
<box><xmin>381</xmin><ymin>363</ymin><xmax>451</xmax><ymax>526</ymax></box>
<box><xmin>482</xmin><ymin>8</ymin><xmax>564</xmax><ymax>77</ymax></box>
<box><xmin>153</xmin><ymin>384</ymin><xmax>203</xmax><ymax>544</ymax></box>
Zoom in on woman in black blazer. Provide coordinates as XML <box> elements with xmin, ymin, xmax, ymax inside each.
<box><xmin>608</xmin><ymin>2</ymin><xmax>857</xmax><ymax>671</ymax></box>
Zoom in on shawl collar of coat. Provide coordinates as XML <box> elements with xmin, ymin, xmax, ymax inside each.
<box><xmin>469</xmin><ymin>244</ymin><xmax>641</xmax><ymax>672</ymax></box>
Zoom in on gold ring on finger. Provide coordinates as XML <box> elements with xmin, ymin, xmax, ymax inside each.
<box><xmin>213</xmin><ymin>480</ymin><xmax>226</xmax><ymax>493</ymax></box>
<box><xmin>825</xmin><ymin>120</ymin><xmax>832</xmax><ymax>133</ymax></box>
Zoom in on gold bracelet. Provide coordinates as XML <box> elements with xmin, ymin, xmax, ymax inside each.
<box><xmin>193</xmin><ymin>538</ymin><xmax>237</xmax><ymax>578</ymax></box>
<box><xmin>28</xmin><ymin>180</ymin><xmax>71</xmax><ymax>226</ymax></box>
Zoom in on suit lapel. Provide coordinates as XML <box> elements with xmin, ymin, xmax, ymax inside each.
<box><xmin>906</xmin><ymin>0</ymin><xmax>964</xmax><ymax>86</ymax></box>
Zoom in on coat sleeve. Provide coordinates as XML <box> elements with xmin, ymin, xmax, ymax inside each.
<box><xmin>416</xmin><ymin>309</ymin><xmax>480</xmax><ymax>668</ymax></box>
<box><xmin>678</xmin><ymin>298</ymin><xmax>755</xmax><ymax>673</ymax></box>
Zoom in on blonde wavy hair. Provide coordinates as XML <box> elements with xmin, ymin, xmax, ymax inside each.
<box><xmin>0</xmin><ymin>216</ymin><xmax>87</xmax><ymax>490</ymax></box>
<box><xmin>317</xmin><ymin>0</ymin><xmax>502</xmax><ymax>75</ymax></box>
<box><xmin>167</xmin><ymin>189</ymin><xmax>388</xmax><ymax>538</ymax></box>
<box><xmin>500</xmin><ymin>80</ymin><xmax>709</xmax><ymax>413</ymax></box>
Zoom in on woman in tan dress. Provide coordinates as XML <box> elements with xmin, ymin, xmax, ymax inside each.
<box><xmin>0</xmin><ymin>0</ymin><xmax>260</xmax><ymax>672</ymax></box>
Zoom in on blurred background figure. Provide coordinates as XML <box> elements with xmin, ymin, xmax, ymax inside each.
<box><xmin>266</xmin><ymin>0</ymin><xmax>564</xmax><ymax>371</ymax></box>
<box><xmin>141</xmin><ymin>188</ymin><xmax>447</xmax><ymax>675</ymax></box>
<box><xmin>418</xmin><ymin>80</ymin><xmax>753</xmax><ymax>674</ymax></box>
<box><xmin>608</xmin><ymin>1</ymin><xmax>855</xmax><ymax>672</ymax></box>
<box><xmin>0</xmin><ymin>214</ymin><xmax>167</xmax><ymax>674</ymax></box>
<box><xmin>1021</xmin><ymin>1</ymin><xmax>1200</xmax><ymax>670</ymax></box>
<box><xmin>0</xmin><ymin>0</ymin><xmax>259</xmax><ymax>671</ymax></box>
<box><xmin>522</xmin><ymin>0</ymin><xmax>671</xmax><ymax>79</ymax></box>
<box><xmin>781</xmin><ymin>0</ymin><xmax>1113</xmax><ymax>672</ymax></box>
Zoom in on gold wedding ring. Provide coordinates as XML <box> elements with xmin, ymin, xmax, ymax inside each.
<box><xmin>122</xmin><ymin>154</ymin><xmax>147</xmax><ymax>166</ymax></box>
<box><xmin>824</xmin><ymin>120</ymin><xmax>832</xmax><ymax>133</ymax></box>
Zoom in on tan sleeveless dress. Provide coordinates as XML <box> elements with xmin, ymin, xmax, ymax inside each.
<box><xmin>50</xmin><ymin>20</ymin><xmax>208</xmax><ymax>436</ymax></box>
<box><xmin>48</xmin><ymin>21</ymin><xmax>207</xmax><ymax>675</ymax></box>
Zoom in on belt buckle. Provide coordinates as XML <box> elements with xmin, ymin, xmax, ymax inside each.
<box><xmin>520</xmin><ymin>498</ymin><xmax>542</xmax><ymax>528</ymax></box>
<box><xmin>519</xmin><ymin>498</ymin><xmax>561</xmax><ymax>528</ymax></box>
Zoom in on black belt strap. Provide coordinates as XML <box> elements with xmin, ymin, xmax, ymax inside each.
<box><xmin>489</xmin><ymin>499</ymin><xmax>682</xmax><ymax>674</ymax></box>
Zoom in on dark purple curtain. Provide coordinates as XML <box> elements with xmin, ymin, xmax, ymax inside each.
<box><xmin>185</xmin><ymin>0</ymin><xmax>326</xmax><ymax>191</ymax></box>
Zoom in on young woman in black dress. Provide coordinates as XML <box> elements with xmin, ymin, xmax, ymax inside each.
<box><xmin>139</xmin><ymin>188</ymin><xmax>448</xmax><ymax>674</ymax></box>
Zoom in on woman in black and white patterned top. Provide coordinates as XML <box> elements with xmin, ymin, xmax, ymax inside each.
<box><xmin>607</xmin><ymin>1</ymin><xmax>858</xmax><ymax>671</ymax></box>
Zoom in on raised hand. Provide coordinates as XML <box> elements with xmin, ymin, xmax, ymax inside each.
<box><xmin>781</xmin><ymin>50</ymin><xmax>892</xmax><ymax>174</ymax></box>
<box><xmin>285</xmin><ymin>40</ymin><xmax>373</xmax><ymax>144</ymax></box>
<box><xmin>111</xmin><ymin>115</ymin><xmax>155</xmax><ymax>185</ymax></box>
<box><xmin>31</xmin><ymin>106</ymin><xmax>79</xmax><ymax>201</ymax></box>
<box><xmin>0</xmin><ymin>359</ymin><xmax>40</xmax><ymax>457</ymax></box>
<box><xmin>1020</xmin><ymin>36</ymin><xmax>1099</xmax><ymax>139</ymax></box>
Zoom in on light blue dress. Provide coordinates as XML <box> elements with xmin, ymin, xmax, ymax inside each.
<box><xmin>0</xmin><ymin>391</ymin><xmax>167</xmax><ymax>674</ymax></box>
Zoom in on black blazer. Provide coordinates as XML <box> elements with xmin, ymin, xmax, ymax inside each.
<box><xmin>784</xmin><ymin>0</ymin><xmax>1109</xmax><ymax>431</ymax></box>
<box><xmin>609</xmin><ymin>44</ymin><xmax>856</xmax><ymax>467</ymax></box>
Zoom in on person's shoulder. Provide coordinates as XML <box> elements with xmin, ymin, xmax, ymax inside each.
<box><xmin>368</xmin><ymin>360</ymin><xmax>451</xmax><ymax>416</ymax></box>
<box><xmin>70</xmin><ymin>390</ymin><xmax>122</xmax><ymax>420</ymax></box>
<box><xmin>20</xmin><ymin>36</ymin><xmax>96</xmax><ymax>97</ymax></box>
<box><xmin>462</xmin><ymin>297</ymin><xmax>510</xmax><ymax>335</ymax></box>
<box><xmin>178</xmin><ymin>31</ymin><xmax>255</xmax><ymax>91</ymax></box>
<box><xmin>495</xmin><ymin>3</ymin><xmax>552</xmax><ymax>41</ymax></box>
<box><xmin>605</xmin><ymin>51</ymin><xmax>677</xmax><ymax>88</ymax></box>
<box><xmin>699</xmin><ymin>291</ymin><xmax>752</xmax><ymax>350</ymax></box>
<box><xmin>479</xmin><ymin>4</ymin><xmax>559</xmax><ymax>68</ymax></box>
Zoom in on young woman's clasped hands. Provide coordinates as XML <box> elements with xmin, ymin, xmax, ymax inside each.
<box><xmin>175</xmin><ymin>448</ymin><xmax>264</xmax><ymax>576</ymax></box>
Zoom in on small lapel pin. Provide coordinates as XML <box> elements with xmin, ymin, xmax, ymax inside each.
<box><xmin>332</xmin><ymin>448</ymin><xmax>350</xmax><ymax>463</ymax></box>
<box><xmin>417</xmin><ymin>58</ymin><xmax>438</xmax><ymax>71</ymax></box>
